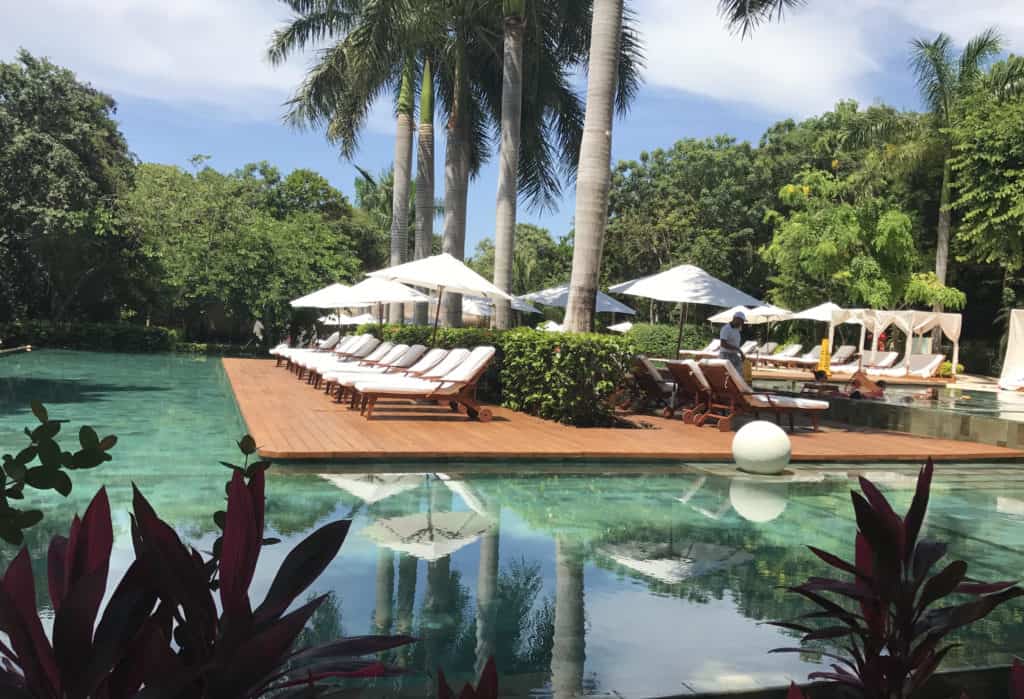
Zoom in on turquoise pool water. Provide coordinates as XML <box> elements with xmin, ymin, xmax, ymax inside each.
<box><xmin>2</xmin><ymin>351</ymin><xmax>1024</xmax><ymax>698</ymax></box>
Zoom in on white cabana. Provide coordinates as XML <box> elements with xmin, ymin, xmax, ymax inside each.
<box><xmin>791</xmin><ymin>302</ymin><xmax>847</xmax><ymax>323</ymax></box>
<box><xmin>830</xmin><ymin>309</ymin><xmax>962</xmax><ymax>375</ymax></box>
<box><xmin>1000</xmin><ymin>310</ymin><xmax>1024</xmax><ymax>390</ymax></box>
<box><xmin>607</xmin><ymin>321</ymin><xmax>634</xmax><ymax>333</ymax></box>
<box><xmin>520</xmin><ymin>284</ymin><xmax>636</xmax><ymax>315</ymax></box>
<box><xmin>608</xmin><ymin>264</ymin><xmax>762</xmax><ymax>354</ymax></box>
<box><xmin>368</xmin><ymin>253</ymin><xmax>512</xmax><ymax>341</ymax></box>
<box><xmin>290</xmin><ymin>283</ymin><xmax>351</xmax><ymax>309</ymax></box>
<box><xmin>707</xmin><ymin>304</ymin><xmax>791</xmax><ymax>325</ymax></box>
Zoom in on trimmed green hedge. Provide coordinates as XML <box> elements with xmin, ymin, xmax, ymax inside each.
<box><xmin>625</xmin><ymin>323</ymin><xmax>713</xmax><ymax>359</ymax></box>
<box><xmin>174</xmin><ymin>342</ymin><xmax>266</xmax><ymax>357</ymax></box>
<box><xmin>0</xmin><ymin>321</ymin><xmax>178</xmax><ymax>353</ymax></box>
<box><xmin>500</xmin><ymin>328</ymin><xmax>635</xmax><ymax>427</ymax></box>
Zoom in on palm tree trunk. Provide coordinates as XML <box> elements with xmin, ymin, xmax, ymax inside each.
<box><xmin>475</xmin><ymin>516</ymin><xmax>500</xmax><ymax>678</ymax></box>
<box><xmin>442</xmin><ymin>53</ymin><xmax>470</xmax><ymax>328</ymax></box>
<box><xmin>552</xmin><ymin>536</ymin><xmax>585</xmax><ymax>699</ymax></box>
<box><xmin>414</xmin><ymin>58</ymin><xmax>435</xmax><ymax>326</ymax></box>
<box><xmin>390</xmin><ymin>64</ymin><xmax>415</xmax><ymax>324</ymax></box>
<box><xmin>932</xmin><ymin>158</ymin><xmax>952</xmax><ymax>351</ymax></box>
<box><xmin>373</xmin><ymin>548</ymin><xmax>394</xmax><ymax>634</ymax></box>
<box><xmin>493</xmin><ymin>5</ymin><xmax>526</xmax><ymax>330</ymax></box>
<box><xmin>562</xmin><ymin>0</ymin><xmax>623</xmax><ymax>333</ymax></box>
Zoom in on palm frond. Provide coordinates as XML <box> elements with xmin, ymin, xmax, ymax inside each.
<box><xmin>959</xmin><ymin>26</ymin><xmax>1003</xmax><ymax>86</ymax></box>
<box><xmin>987</xmin><ymin>54</ymin><xmax>1024</xmax><ymax>102</ymax></box>
<box><xmin>718</xmin><ymin>0</ymin><xmax>806</xmax><ymax>37</ymax></box>
<box><xmin>616</xmin><ymin>5</ymin><xmax>645</xmax><ymax>115</ymax></box>
<box><xmin>909</xmin><ymin>33</ymin><xmax>956</xmax><ymax>123</ymax></box>
<box><xmin>266</xmin><ymin>1</ymin><xmax>361</xmax><ymax>65</ymax></box>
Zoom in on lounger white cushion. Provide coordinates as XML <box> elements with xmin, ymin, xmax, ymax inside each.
<box><xmin>353</xmin><ymin>347</ymin><xmax>495</xmax><ymax>396</ymax></box>
<box><xmin>679</xmin><ymin>339</ymin><xmax>721</xmax><ymax>357</ymax></box>
<box><xmin>316</xmin><ymin>344</ymin><xmax>406</xmax><ymax>374</ymax></box>
<box><xmin>341</xmin><ymin>349</ymin><xmax>471</xmax><ymax>387</ymax></box>
<box><xmin>832</xmin><ymin>351</ymin><xmax>900</xmax><ymax>374</ymax></box>
<box><xmin>703</xmin><ymin>358</ymin><xmax>829</xmax><ymax>411</ymax></box>
<box><xmin>322</xmin><ymin>345</ymin><xmax>428</xmax><ymax>382</ymax></box>
<box><xmin>870</xmin><ymin>353</ymin><xmax>945</xmax><ymax>379</ymax></box>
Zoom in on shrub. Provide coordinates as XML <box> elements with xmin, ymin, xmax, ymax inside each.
<box><xmin>501</xmin><ymin>328</ymin><xmax>635</xmax><ymax>426</ymax></box>
<box><xmin>771</xmin><ymin>459</ymin><xmax>1022</xmax><ymax>698</ymax></box>
<box><xmin>0</xmin><ymin>320</ymin><xmax>177</xmax><ymax>352</ymax></box>
<box><xmin>174</xmin><ymin>342</ymin><xmax>266</xmax><ymax>357</ymax></box>
<box><xmin>0</xmin><ymin>430</ymin><xmax>413</xmax><ymax>698</ymax></box>
<box><xmin>626</xmin><ymin>323</ymin><xmax>713</xmax><ymax>359</ymax></box>
<box><xmin>937</xmin><ymin>361</ymin><xmax>965</xmax><ymax>378</ymax></box>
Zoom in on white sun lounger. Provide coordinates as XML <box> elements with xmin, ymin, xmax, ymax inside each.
<box><xmin>679</xmin><ymin>339</ymin><xmax>721</xmax><ymax>358</ymax></box>
<box><xmin>353</xmin><ymin>346</ymin><xmax>497</xmax><ymax>421</ymax></box>
<box><xmin>831</xmin><ymin>351</ymin><xmax>900</xmax><ymax>375</ymax></box>
<box><xmin>868</xmin><ymin>353</ymin><xmax>945</xmax><ymax>379</ymax></box>
<box><xmin>698</xmin><ymin>358</ymin><xmax>829</xmax><ymax>431</ymax></box>
<box><xmin>319</xmin><ymin>345</ymin><xmax>431</xmax><ymax>395</ymax></box>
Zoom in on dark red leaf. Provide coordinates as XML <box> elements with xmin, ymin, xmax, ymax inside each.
<box><xmin>786</xmin><ymin>682</ymin><xmax>807</xmax><ymax>699</ymax></box>
<box><xmin>219</xmin><ymin>470</ymin><xmax>259</xmax><ymax>620</ymax></box>
<box><xmin>910</xmin><ymin>643</ymin><xmax>958</xmax><ymax>693</ymax></box>
<box><xmin>917</xmin><ymin>561</ymin><xmax>967</xmax><ymax>611</ymax></box>
<box><xmin>53</xmin><ymin>567</ymin><xmax>108</xmax><ymax>696</ymax></box>
<box><xmin>803</xmin><ymin>626</ymin><xmax>854</xmax><ymax>641</ymax></box>
<box><xmin>68</xmin><ymin>488</ymin><xmax>113</xmax><ymax>590</ymax></box>
<box><xmin>254</xmin><ymin>520</ymin><xmax>350</xmax><ymax>626</ymax></box>
<box><xmin>475</xmin><ymin>657</ymin><xmax>498</xmax><ymax>699</ymax></box>
<box><xmin>438</xmin><ymin>669</ymin><xmax>456</xmax><ymax>699</ymax></box>
<box><xmin>904</xmin><ymin>459</ymin><xmax>933</xmax><ymax>559</ymax></box>
<box><xmin>46</xmin><ymin>536</ymin><xmax>68</xmax><ymax>612</ymax></box>
<box><xmin>798</xmin><ymin>577</ymin><xmax>876</xmax><ymax>602</ymax></box>
<box><xmin>918</xmin><ymin>587</ymin><xmax>1024</xmax><ymax>636</ymax></box>
<box><xmin>912</xmin><ymin>540</ymin><xmax>948</xmax><ymax>585</ymax></box>
<box><xmin>288</xmin><ymin>634</ymin><xmax>417</xmax><ymax>666</ymax></box>
<box><xmin>851</xmin><ymin>491</ymin><xmax>901</xmax><ymax>580</ymax></box>
<box><xmin>247</xmin><ymin>467</ymin><xmax>265</xmax><ymax>540</ymax></box>
<box><xmin>1011</xmin><ymin>657</ymin><xmax>1024</xmax><ymax>699</ymax></box>
<box><xmin>858</xmin><ymin>475</ymin><xmax>905</xmax><ymax>556</ymax></box>
<box><xmin>768</xmin><ymin>621</ymin><xmax>816</xmax><ymax>634</ymax></box>
<box><xmin>0</xmin><ymin>549</ymin><xmax>58</xmax><ymax>696</ymax></box>
<box><xmin>954</xmin><ymin>580</ymin><xmax>1017</xmax><ymax>595</ymax></box>
<box><xmin>807</xmin><ymin>546</ymin><xmax>865</xmax><ymax>579</ymax></box>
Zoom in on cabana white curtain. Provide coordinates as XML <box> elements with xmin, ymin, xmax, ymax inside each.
<box><xmin>829</xmin><ymin>309</ymin><xmax>962</xmax><ymax>375</ymax></box>
<box><xmin>999</xmin><ymin>309</ymin><xmax>1024</xmax><ymax>390</ymax></box>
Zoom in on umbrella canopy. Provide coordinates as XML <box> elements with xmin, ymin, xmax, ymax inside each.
<box><xmin>708</xmin><ymin>304</ymin><xmax>792</xmax><ymax>325</ymax></box>
<box><xmin>520</xmin><ymin>284</ymin><xmax>636</xmax><ymax>315</ymax></box>
<box><xmin>608</xmin><ymin>265</ymin><xmax>761</xmax><ymax>307</ymax></box>
<box><xmin>318</xmin><ymin>473</ymin><xmax>424</xmax><ymax>504</ymax></box>
<box><xmin>791</xmin><ymin>301</ymin><xmax>847</xmax><ymax>323</ymax></box>
<box><xmin>463</xmin><ymin>296</ymin><xmax>541</xmax><ymax>317</ymax></box>
<box><xmin>362</xmin><ymin>510</ymin><xmax>492</xmax><ymax>561</ymax></box>
<box><xmin>344</xmin><ymin>277</ymin><xmax>428</xmax><ymax>306</ymax></box>
<box><xmin>290</xmin><ymin>283</ymin><xmax>351</xmax><ymax>309</ymax></box>
<box><xmin>368</xmin><ymin>253</ymin><xmax>512</xmax><ymax>300</ymax></box>
<box><xmin>607</xmin><ymin>321</ymin><xmax>634</xmax><ymax>333</ymax></box>
<box><xmin>596</xmin><ymin>541</ymin><xmax>753</xmax><ymax>585</ymax></box>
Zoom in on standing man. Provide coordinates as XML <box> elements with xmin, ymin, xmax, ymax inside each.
<box><xmin>719</xmin><ymin>311</ymin><xmax>746</xmax><ymax>371</ymax></box>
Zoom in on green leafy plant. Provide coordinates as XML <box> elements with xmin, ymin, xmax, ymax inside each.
<box><xmin>0</xmin><ymin>401</ymin><xmax>116</xmax><ymax>544</ymax></box>
<box><xmin>625</xmin><ymin>322</ymin><xmax>712</xmax><ymax>359</ymax></box>
<box><xmin>500</xmin><ymin>329</ymin><xmax>635</xmax><ymax>426</ymax></box>
<box><xmin>0</xmin><ymin>321</ymin><xmax>178</xmax><ymax>353</ymax></box>
<box><xmin>937</xmin><ymin>361</ymin><xmax>964</xmax><ymax>378</ymax></box>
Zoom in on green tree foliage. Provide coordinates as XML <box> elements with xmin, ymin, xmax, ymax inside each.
<box><xmin>119</xmin><ymin>162</ymin><xmax>364</xmax><ymax>339</ymax></box>
<box><xmin>0</xmin><ymin>51</ymin><xmax>138</xmax><ymax>322</ymax></box>
<box><xmin>763</xmin><ymin>170</ymin><xmax>919</xmax><ymax>308</ymax></box>
<box><xmin>468</xmin><ymin>224</ymin><xmax>571</xmax><ymax>294</ymax></box>
<box><xmin>950</xmin><ymin>82</ymin><xmax>1024</xmax><ymax>273</ymax></box>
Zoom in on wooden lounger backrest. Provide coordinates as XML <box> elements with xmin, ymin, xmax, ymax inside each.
<box><xmin>665</xmin><ymin>360</ymin><xmax>710</xmax><ymax>396</ymax></box>
<box><xmin>700</xmin><ymin>359</ymin><xmax>754</xmax><ymax>404</ymax></box>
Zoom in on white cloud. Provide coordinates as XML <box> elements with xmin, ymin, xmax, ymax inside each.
<box><xmin>2</xmin><ymin>0</ymin><xmax>1020</xmax><ymax>124</ymax></box>
<box><xmin>633</xmin><ymin>0</ymin><xmax>1023</xmax><ymax>117</ymax></box>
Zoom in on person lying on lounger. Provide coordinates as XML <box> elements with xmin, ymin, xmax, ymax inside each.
<box><xmin>847</xmin><ymin>372</ymin><xmax>886</xmax><ymax>400</ymax></box>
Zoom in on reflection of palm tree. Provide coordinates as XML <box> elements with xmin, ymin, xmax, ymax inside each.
<box><xmin>395</xmin><ymin>553</ymin><xmax>418</xmax><ymax>668</ymax></box>
<box><xmin>475</xmin><ymin>513</ymin><xmax>499</xmax><ymax>677</ymax></box>
<box><xmin>373</xmin><ymin>548</ymin><xmax>395</xmax><ymax>634</ymax></box>
<box><xmin>552</xmin><ymin>536</ymin><xmax>585</xmax><ymax>699</ymax></box>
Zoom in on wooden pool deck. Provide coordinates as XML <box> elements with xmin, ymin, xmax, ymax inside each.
<box><xmin>222</xmin><ymin>359</ymin><xmax>1024</xmax><ymax>463</ymax></box>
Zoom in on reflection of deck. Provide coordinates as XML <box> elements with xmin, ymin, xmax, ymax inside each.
<box><xmin>222</xmin><ymin>359</ymin><xmax>1024</xmax><ymax>463</ymax></box>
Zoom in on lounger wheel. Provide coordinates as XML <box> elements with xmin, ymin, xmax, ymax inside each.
<box><xmin>717</xmin><ymin>417</ymin><xmax>732</xmax><ymax>432</ymax></box>
<box><xmin>661</xmin><ymin>406</ymin><xmax>675</xmax><ymax>419</ymax></box>
<box><xmin>681</xmin><ymin>409</ymin><xmax>695</xmax><ymax>424</ymax></box>
<box><xmin>693</xmin><ymin>414</ymin><xmax>706</xmax><ymax>427</ymax></box>
<box><xmin>476</xmin><ymin>407</ymin><xmax>493</xmax><ymax>423</ymax></box>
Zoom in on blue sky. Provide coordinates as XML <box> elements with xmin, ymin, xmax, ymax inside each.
<box><xmin>3</xmin><ymin>0</ymin><xmax>1020</xmax><ymax>257</ymax></box>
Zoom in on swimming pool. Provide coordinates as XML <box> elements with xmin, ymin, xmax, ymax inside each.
<box><xmin>2</xmin><ymin>351</ymin><xmax>1023</xmax><ymax>698</ymax></box>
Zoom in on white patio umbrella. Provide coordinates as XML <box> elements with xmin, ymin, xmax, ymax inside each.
<box><xmin>520</xmin><ymin>284</ymin><xmax>637</xmax><ymax>315</ymax></box>
<box><xmin>318</xmin><ymin>473</ymin><xmax>425</xmax><ymax>504</ymax></box>
<box><xmin>341</xmin><ymin>277</ymin><xmax>429</xmax><ymax>325</ymax></box>
<box><xmin>707</xmin><ymin>304</ymin><xmax>791</xmax><ymax>324</ymax></box>
<box><xmin>608</xmin><ymin>264</ymin><xmax>762</xmax><ymax>354</ymax></box>
<box><xmin>462</xmin><ymin>296</ymin><xmax>541</xmax><ymax>318</ymax></box>
<box><xmin>791</xmin><ymin>302</ymin><xmax>845</xmax><ymax>322</ymax></box>
<box><xmin>596</xmin><ymin>541</ymin><xmax>753</xmax><ymax>585</ymax></box>
<box><xmin>290</xmin><ymin>282</ymin><xmax>351</xmax><ymax>309</ymax></box>
<box><xmin>362</xmin><ymin>510</ymin><xmax>492</xmax><ymax>561</ymax></box>
<box><xmin>368</xmin><ymin>253</ymin><xmax>513</xmax><ymax>342</ymax></box>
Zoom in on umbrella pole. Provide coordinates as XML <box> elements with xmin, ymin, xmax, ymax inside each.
<box><xmin>674</xmin><ymin>303</ymin><xmax>688</xmax><ymax>357</ymax></box>
<box><xmin>431</xmin><ymin>286</ymin><xmax>444</xmax><ymax>346</ymax></box>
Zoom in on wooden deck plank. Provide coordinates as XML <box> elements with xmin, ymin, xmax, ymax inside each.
<box><xmin>222</xmin><ymin>358</ymin><xmax>1024</xmax><ymax>463</ymax></box>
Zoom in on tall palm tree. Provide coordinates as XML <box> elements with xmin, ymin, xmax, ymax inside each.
<box><xmin>563</xmin><ymin>0</ymin><xmax>799</xmax><ymax>331</ymax></box>
<box><xmin>910</xmin><ymin>28</ymin><xmax>1003</xmax><ymax>318</ymax></box>
<box><xmin>390</xmin><ymin>62</ymin><xmax>415</xmax><ymax>322</ymax></box>
<box><xmin>492</xmin><ymin>0</ymin><xmax>527</xmax><ymax>329</ymax></box>
<box><xmin>413</xmin><ymin>57</ymin><xmax>435</xmax><ymax>325</ymax></box>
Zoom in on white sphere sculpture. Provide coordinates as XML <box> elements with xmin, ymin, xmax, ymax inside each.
<box><xmin>729</xmin><ymin>480</ymin><xmax>789</xmax><ymax>523</ymax></box>
<box><xmin>732</xmin><ymin>420</ymin><xmax>791</xmax><ymax>475</ymax></box>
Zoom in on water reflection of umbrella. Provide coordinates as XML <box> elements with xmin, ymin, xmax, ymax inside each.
<box><xmin>318</xmin><ymin>473</ymin><xmax>425</xmax><ymax>504</ymax></box>
<box><xmin>363</xmin><ymin>510</ymin><xmax>491</xmax><ymax>561</ymax></box>
<box><xmin>597</xmin><ymin>541</ymin><xmax>753</xmax><ymax>585</ymax></box>
<box><xmin>436</xmin><ymin>473</ymin><xmax>492</xmax><ymax>518</ymax></box>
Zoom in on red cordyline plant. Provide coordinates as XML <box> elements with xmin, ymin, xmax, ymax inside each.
<box><xmin>438</xmin><ymin>657</ymin><xmax>498</xmax><ymax>699</ymax></box>
<box><xmin>0</xmin><ymin>453</ymin><xmax>413</xmax><ymax>698</ymax></box>
<box><xmin>771</xmin><ymin>459</ymin><xmax>1023</xmax><ymax>699</ymax></box>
